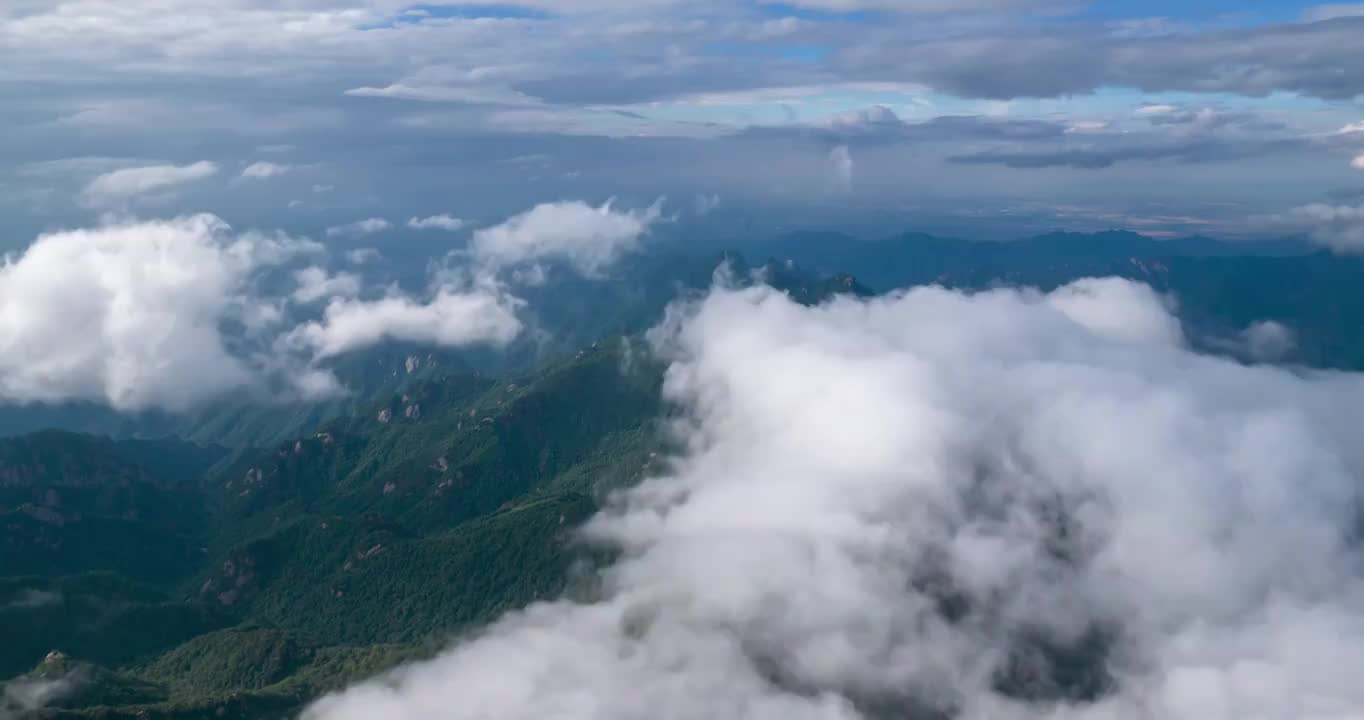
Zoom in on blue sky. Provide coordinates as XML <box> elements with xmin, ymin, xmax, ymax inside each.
<box><xmin>1</xmin><ymin>0</ymin><xmax>1362</xmax><ymax>246</ymax></box>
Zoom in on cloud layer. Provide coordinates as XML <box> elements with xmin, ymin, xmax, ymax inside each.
<box><xmin>3</xmin><ymin>4</ymin><xmax>1364</xmax><ymax>240</ymax></box>
<box><xmin>307</xmin><ymin>277</ymin><xmax>1364</xmax><ymax>720</ymax></box>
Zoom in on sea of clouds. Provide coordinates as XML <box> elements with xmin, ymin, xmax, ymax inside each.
<box><xmin>302</xmin><ymin>276</ymin><xmax>1364</xmax><ymax>720</ymax></box>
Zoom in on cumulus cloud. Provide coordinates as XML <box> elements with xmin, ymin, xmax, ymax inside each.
<box><xmin>326</xmin><ymin>218</ymin><xmax>391</xmax><ymax>238</ymax></box>
<box><xmin>284</xmin><ymin>282</ymin><xmax>524</xmax><ymax>360</ymax></box>
<box><xmin>408</xmin><ymin>214</ymin><xmax>468</xmax><ymax>231</ymax></box>
<box><xmin>292</xmin><ymin>267</ymin><xmax>362</xmax><ymax>304</ymax></box>
<box><xmin>306</xmin><ymin>276</ymin><xmax>1364</xmax><ymax>720</ymax></box>
<box><xmin>1353</xmin><ymin>152</ymin><xmax>1364</xmax><ymax>170</ymax></box>
<box><xmin>0</xmin><ymin>193</ymin><xmax>676</xmax><ymax>412</ymax></box>
<box><xmin>0</xmin><ymin>214</ymin><xmax>317</xmax><ymax>412</ymax></box>
<box><xmin>1272</xmin><ymin>203</ymin><xmax>1364</xmax><ymax>253</ymax></box>
<box><xmin>80</xmin><ymin>161</ymin><xmax>218</xmax><ymax>207</ymax></box>
<box><xmin>1045</xmin><ymin>277</ymin><xmax>1183</xmax><ymax>346</ymax></box>
<box><xmin>240</xmin><ymin>161</ymin><xmax>290</xmax><ymax>179</ymax></box>
<box><xmin>470</xmin><ymin>199</ymin><xmax>663</xmax><ymax>276</ymax></box>
<box><xmin>1241</xmin><ymin>320</ymin><xmax>1297</xmax><ymax>361</ymax></box>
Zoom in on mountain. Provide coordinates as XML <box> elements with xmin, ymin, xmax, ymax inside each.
<box><xmin>1</xmin><ymin>349</ymin><xmax>653</xmax><ymax>718</ymax></box>
<box><xmin>742</xmin><ymin>229</ymin><xmax>1313</xmax><ymax>295</ymax></box>
<box><xmin>0</xmin><ymin>431</ymin><xmax>233</xmax><ymax>682</ymax></box>
<box><xmin>743</xmin><ymin>231</ymin><xmax>1364</xmax><ymax>371</ymax></box>
<box><xmin>6</xmin><ymin>234</ymin><xmax>1364</xmax><ymax>718</ymax></box>
<box><xmin>0</xmin><ymin>254</ymin><xmax>874</xmax><ymax>719</ymax></box>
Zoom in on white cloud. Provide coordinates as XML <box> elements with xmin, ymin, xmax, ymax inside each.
<box><xmin>0</xmin><ymin>214</ymin><xmax>316</xmax><ymax>412</ymax></box>
<box><xmin>1274</xmin><ymin>203</ymin><xmax>1364</xmax><ymax>253</ymax></box>
<box><xmin>694</xmin><ymin>194</ymin><xmax>721</xmax><ymax>215</ymax></box>
<box><xmin>284</xmin><ymin>284</ymin><xmax>524</xmax><ymax>360</ymax></box>
<box><xmin>346</xmin><ymin>248</ymin><xmax>382</xmax><ymax>264</ymax></box>
<box><xmin>307</xmin><ymin>276</ymin><xmax>1364</xmax><ymax>720</ymax></box>
<box><xmin>2</xmin><ymin>669</ymin><xmax>82</xmax><ymax>717</ymax></box>
<box><xmin>1065</xmin><ymin>120</ymin><xmax>1110</xmax><ymax>134</ymax></box>
<box><xmin>80</xmin><ymin>161</ymin><xmax>218</xmax><ymax>207</ymax></box>
<box><xmin>292</xmin><ymin>266</ymin><xmax>362</xmax><ymax>304</ymax></box>
<box><xmin>345</xmin><ymin>83</ymin><xmax>541</xmax><ymax>106</ymax></box>
<box><xmin>240</xmin><ymin>161</ymin><xmax>291</xmax><ymax>179</ymax></box>
<box><xmin>313</xmin><ymin>184</ymin><xmax>335</xmax><ymax>194</ymax></box>
<box><xmin>1241</xmin><ymin>320</ymin><xmax>1296</xmax><ymax>361</ymax></box>
<box><xmin>1045</xmin><ymin>276</ymin><xmax>1183</xmax><ymax>346</ymax></box>
<box><xmin>326</xmin><ymin>218</ymin><xmax>391</xmax><ymax>238</ymax></box>
<box><xmin>761</xmin><ymin>0</ymin><xmax>1065</xmax><ymax>12</ymax></box>
<box><xmin>829</xmin><ymin>144</ymin><xmax>854</xmax><ymax>193</ymax></box>
<box><xmin>1</xmin><ymin>589</ymin><xmax>62</xmax><ymax>611</ymax></box>
<box><xmin>1302</xmin><ymin>3</ymin><xmax>1364</xmax><ymax>21</ymax></box>
<box><xmin>471</xmin><ymin>199</ymin><xmax>663</xmax><ymax>276</ymax></box>
<box><xmin>1136</xmin><ymin>104</ymin><xmax>1178</xmax><ymax>116</ymax></box>
<box><xmin>0</xmin><ymin>194</ymin><xmax>672</xmax><ymax>411</ymax></box>
<box><xmin>1335</xmin><ymin>121</ymin><xmax>1364</xmax><ymax>135</ymax></box>
<box><xmin>1352</xmin><ymin>152</ymin><xmax>1364</xmax><ymax>170</ymax></box>
<box><xmin>408</xmin><ymin>214</ymin><xmax>468</xmax><ymax>231</ymax></box>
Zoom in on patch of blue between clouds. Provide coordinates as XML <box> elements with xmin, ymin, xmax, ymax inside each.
<box><xmin>704</xmin><ymin>42</ymin><xmax>828</xmax><ymax>64</ymax></box>
<box><xmin>360</xmin><ymin>3</ymin><xmax>551</xmax><ymax>30</ymax></box>
<box><xmin>1078</xmin><ymin>0</ymin><xmax>1320</xmax><ymax>24</ymax></box>
<box><xmin>756</xmin><ymin>1</ymin><xmax>886</xmax><ymax>23</ymax></box>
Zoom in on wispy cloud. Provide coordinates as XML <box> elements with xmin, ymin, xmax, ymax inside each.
<box><xmin>408</xmin><ymin>214</ymin><xmax>468</xmax><ymax>231</ymax></box>
<box><xmin>326</xmin><ymin>218</ymin><xmax>391</xmax><ymax>238</ymax></box>
<box><xmin>80</xmin><ymin>161</ymin><xmax>218</xmax><ymax>207</ymax></box>
<box><xmin>240</xmin><ymin>161</ymin><xmax>291</xmax><ymax>179</ymax></box>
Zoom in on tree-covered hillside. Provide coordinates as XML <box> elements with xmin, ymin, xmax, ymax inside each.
<box><xmin>6</xmin><ymin>238</ymin><xmax>1364</xmax><ymax>719</ymax></box>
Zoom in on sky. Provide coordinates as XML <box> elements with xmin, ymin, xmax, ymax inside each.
<box><xmin>2</xmin><ymin>0</ymin><xmax>1364</xmax><ymax>245</ymax></box>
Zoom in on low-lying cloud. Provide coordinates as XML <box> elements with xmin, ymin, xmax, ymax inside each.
<box><xmin>470</xmin><ymin>199</ymin><xmax>663</xmax><ymax>276</ymax></box>
<box><xmin>284</xmin><ymin>283</ymin><xmax>524</xmax><ymax>360</ymax></box>
<box><xmin>0</xmin><ymin>214</ymin><xmax>315</xmax><ymax>411</ymax></box>
<box><xmin>0</xmin><ymin>197</ymin><xmax>663</xmax><ymax>412</ymax></box>
<box><xmin>1270</xmin><ymin>203</ymin><xmax>1364</xmax><ymax>253</ymax></box>
<box><xmin>0</xmin><ymin>676</ymin><xmax>78</xmax><ymax>720</ymax></box>
<box><xmin>307</xmin><ymin>277</ymin><xmax>1364</xmax><ymax>720</ymax></box>
<box><xmin>292</xmin><ymin>267</ymin><xmax>362</xmax><ymax>304</ymax></box>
